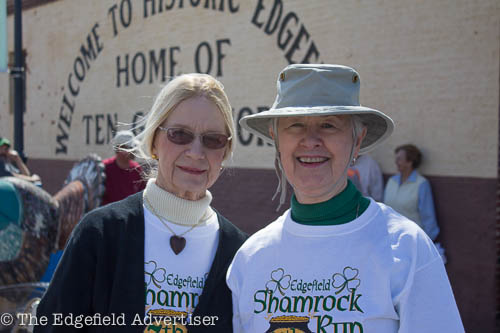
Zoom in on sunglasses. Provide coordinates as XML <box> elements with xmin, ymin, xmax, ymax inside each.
<box><xmin>158</xmin><ymin>126</ymin><xmax>231</xmax><ymax>150</ymax></box>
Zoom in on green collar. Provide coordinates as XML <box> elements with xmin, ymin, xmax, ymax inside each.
<box><xmin>291</xmin><ymin>180</ymin><xmax>370</xmax><ymax>226</ymax></box>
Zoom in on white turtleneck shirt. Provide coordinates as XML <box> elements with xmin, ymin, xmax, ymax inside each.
<box><xmin>142</xmin><ymin>178</ymin><xmax>220</xmax><ymax>321</ymax></box>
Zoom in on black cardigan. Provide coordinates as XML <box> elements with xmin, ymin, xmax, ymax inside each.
<box><xmin>35</xmin><ymin>192</ymin><xmax>248</xmax><ymax>332</ymax></box>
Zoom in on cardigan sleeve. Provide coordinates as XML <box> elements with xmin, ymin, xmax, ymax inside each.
<box><xmin>34</xmin><ymin>216</ymin><xmax>100</xmax><ymax>332</ymax></box>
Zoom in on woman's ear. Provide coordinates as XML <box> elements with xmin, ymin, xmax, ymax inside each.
<box><xmin>222</xmin><ymin>146</ymin><xmax>231</xmax><ymax>161</ymax></box>
<box><xmin>151</xmin><ymin>134</ymin><xmax>158</xmax><ymax>156</ymax></box>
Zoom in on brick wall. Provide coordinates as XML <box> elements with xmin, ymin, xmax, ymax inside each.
<box><xmin>27</xmin><ymin>158</ymin><xmax>497</xmax><ymax>331</ymax></box>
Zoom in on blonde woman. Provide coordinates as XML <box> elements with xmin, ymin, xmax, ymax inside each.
<box><xmin>36</xmin><ymin>74</ymin><xmax>247</xmax><ymax>332</ymax></box>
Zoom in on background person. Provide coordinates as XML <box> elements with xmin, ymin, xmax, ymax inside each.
<box><xmin>227</xmin><ymin>64</ymin><xmax>463</xmax><ymax>332</ymax></box>
<box><xmin>101</xmin><ymin>130</ymin><xmax>145</xmax><ymax>205</ymax></box>
<box><xmin>351</xmin><ymin>153</ymin><xmax>384</xmax><ymax>201</ymax></box>
<box><xmin>347</xmin><ymin>167</ymin><xmax>363</xmax><ymax>193</ymax></box>
<box><xmin>0</xmin><ymin>137</ymin><xmax>41</xmax><ymax>184</ymax></box>
<box><xmin>383</xmin><ymin>144</ymin><xmax>440</xmax><ymax>241</ymax></box>
<box><xmin>35</xmin><ymin>73</ymin><xmax>247</xmax><ymax>332</ymax></box>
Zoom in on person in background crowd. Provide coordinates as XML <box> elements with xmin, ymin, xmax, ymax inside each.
<box><xmin>347</xmin><ymin>167</ymin><xmax>362</xmax><ymax>192</ymax></box>
<box><xmin>351</xmin><ymin>153</ymin><xmax>384</xmax><ymax>201</ymax></box>
<box><xmin>101</xmin><ymin>130</ymin><xmax>145</xmax><ymax>205</ymax></box>
<box><xmin>0</xmin><ymin>137</ymin><xmax>41</xmax><ymax>184</ymax></box>
<box><xmin>384</xmin><ymin>144</ymin><xmax>440</xmax><ymax>241</ymax></box>
<box><xmin>35</xmin><ymin>73</ymin><xmax>247</xmax><ymax>332</ymax></box>
<box><xmin>227</xmin><ymin>64</ymin><xmax>463</xmax><ymax>332</ymax></box>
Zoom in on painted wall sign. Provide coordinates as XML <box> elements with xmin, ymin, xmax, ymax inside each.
<box><xmin>51</xmin><ymin>0</ymin><xmax>323</xmax><ymax>176</ymax></box>
<box><xmin>0</xmin><ymin>0</ymin><xmax>498</xmax><ymax>177</ymax></box>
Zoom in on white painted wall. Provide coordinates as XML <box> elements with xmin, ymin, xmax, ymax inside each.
<box><xmin>0</xmin><ymin>0</ymin><xmax>498</xmax><ymax>177</ymax></box>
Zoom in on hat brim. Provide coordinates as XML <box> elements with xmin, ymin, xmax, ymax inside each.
<box><xmin>239</xmin><ymin>106</ymin><xmax>394</xmax><ymax>154</ymax></box>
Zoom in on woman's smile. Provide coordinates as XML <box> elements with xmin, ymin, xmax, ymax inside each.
<box><xmin>153</xmin><ymin>96</ymin><xmax>228</xmax><ymax>200</ymax></box>
<box><xmin>277</xmin><ymin>115</ymin><xmax>360</xmax><ymax>204</ymax></box>
<box><xmin>177</xmin><ymin>165</ymin><xmax>207</xmax><ymax>175</ymax></box>
<box><xmin>296</xmin><ymin>155</ymin><xmax>331</xmax><ymax>168</ymax></box>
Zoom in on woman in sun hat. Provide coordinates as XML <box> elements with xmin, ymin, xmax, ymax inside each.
<box><xmin>226</xmin><ymin>64</ymin><xmax>464</xmax><ymax>332</ymax></box>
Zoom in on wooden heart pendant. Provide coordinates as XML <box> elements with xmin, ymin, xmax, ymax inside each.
<box><xmin>170</xmin><ymin>235</ymin><xmax>186</xmax><ymax>255</ymax></box>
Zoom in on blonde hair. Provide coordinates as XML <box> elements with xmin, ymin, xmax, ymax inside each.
<box><xmin>134</xmin><ymin>73</ymin><xmax>234</xmax><ymax>163</ymax></box>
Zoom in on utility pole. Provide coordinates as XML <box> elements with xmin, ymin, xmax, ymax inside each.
<box><xmin>12</xmin><ymin>0</ymin><xmax>24</xmax><ymax>160</ymax></box>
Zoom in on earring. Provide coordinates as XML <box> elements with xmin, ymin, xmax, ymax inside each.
<box><xmin>351</xmin><ymin>156</ymin><xmax>357</xmax><ymax>166</ymax></box>
<box><xmin>152</xmin><ymin>154</ymin><xmax>158</xmax><ymax>160</ymax></box>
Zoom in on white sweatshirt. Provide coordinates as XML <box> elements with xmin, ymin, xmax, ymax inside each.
<box><xmin>227</xmin><ymin>200</ymin><xmax>464</xmax><ymax>332</ymax></box>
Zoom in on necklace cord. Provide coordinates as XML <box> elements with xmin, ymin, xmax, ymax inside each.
<box><xmin>144</xmin><ymin>196</ymin><xmax>205</xmax><ymax>237</ymax></box>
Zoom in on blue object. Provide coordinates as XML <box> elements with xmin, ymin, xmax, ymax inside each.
<box><xmin>0</xmin><ymin>179</ymin><xmax>22</xmax><ymax>230</ymax></box>
<box><xmin>40</xmin><ymin>250</ymin><xmax>64</xmax><ymax>283</ymax></box>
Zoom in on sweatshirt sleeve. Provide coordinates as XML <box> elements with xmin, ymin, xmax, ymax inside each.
<box><xmin>226</xmin><ymin>253</ymin><xmax>245</xmax><ymax>333</ymax></box>
<box><xmin>396</xmin><ymin>257</ymin><xmax>464</xmax><ymax>332</ymax></box>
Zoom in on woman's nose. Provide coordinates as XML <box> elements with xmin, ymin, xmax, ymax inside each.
<box><xmin>185</xmin><ymin>137</ymin><xmax>206</xmax><ymax>159</ymax></box>
<box><xmin>300</xmin><ymin>128</ymin><xmax>322</xmax><ymax>148</ymax></box>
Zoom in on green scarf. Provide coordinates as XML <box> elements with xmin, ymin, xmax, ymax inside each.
<box><xmin>291</xmin><ymin>180</ymin><xmax>370</xmax><ymax>226</ymax></box>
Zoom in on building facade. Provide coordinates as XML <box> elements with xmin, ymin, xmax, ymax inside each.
<box><xmin>1</xmin><ymin>0</ymin><xmax>498</xmax><ymax>331</ymax></box>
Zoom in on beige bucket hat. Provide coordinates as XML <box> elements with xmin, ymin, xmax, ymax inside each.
<box><xmin>239</xmin><ymin>64</ymin><xmax>394</xmax><ymax>154</ymax></box>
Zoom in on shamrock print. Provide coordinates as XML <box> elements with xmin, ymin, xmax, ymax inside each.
<box><xmin>144</xmin><ymin>260</ymin><xmax>166</xmax><ymax>288</ymax></box>
<box><xmin>266</xmin><ymin>268</ymin><xmax>291</xmax><ymax>296</ymax></box>
<box><xmin>332</xmin><ymin>266</ymin><xmax>360</xmax><ymax>295</ymax></box>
